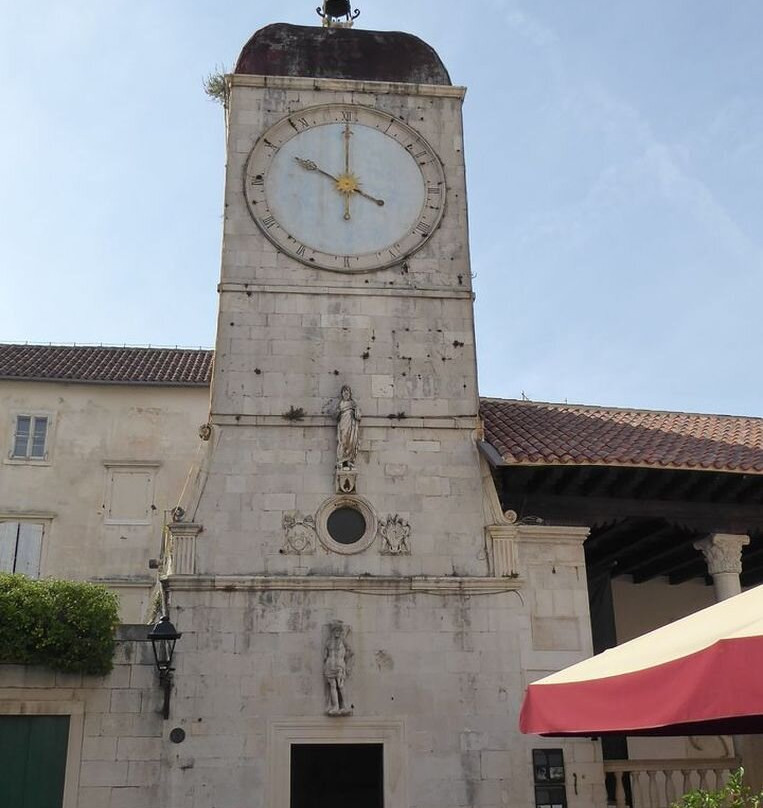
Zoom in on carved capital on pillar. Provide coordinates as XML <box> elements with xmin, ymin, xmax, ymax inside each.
<box><xmin>694</xmin><ymin>533</ymin><xmax>750</xmax><ymax>576</ymax></box>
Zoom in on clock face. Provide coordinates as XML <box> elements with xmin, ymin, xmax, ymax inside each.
<box><xmin>244</xmin><ymin>104</ymin><xmax>446</xmax><ymax>272</ymax></box>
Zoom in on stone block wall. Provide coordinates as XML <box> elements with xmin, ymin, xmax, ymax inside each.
<box><xmin>0</xmin><ymin>627</ymin><xmax>163</xmax><ymax>808</ymax></box>
<box><xmin>161</xmin><ymin>561</ymin><xmax>605</xmax><ymax>808</ymax></box>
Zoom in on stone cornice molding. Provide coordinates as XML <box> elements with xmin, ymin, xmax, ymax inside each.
<box><xmin>229</xmin><ymin>73</ymin><xmax>466</xmax><ymax>100</ymax></box>
<box><xmin>163</xmin><ymin>574</ymin><xmax>522</xmax><ymax>596</ymax></box>
<box><xmin>210</xmin><ymin>414</ymin><xmax>479</xmax><ymax>430</ymax></box>
<box><xmin>514</xmin><ymin>525</ymin><xmax>591</xmax><ymax>545</ymax></box>
<box><xmin>218</xmin><ymin>282</ymin><xmax>474</xmax><ymax>301</ymax></box>
<box><xmin>166</xmin><ymin>522</ymin><xmax>203</xmax><ymax>537</ymax></box>
<box><xmin>694</xmin><ymin>533</ymin><xmax>750</xmax><ymax>576</ymax></box>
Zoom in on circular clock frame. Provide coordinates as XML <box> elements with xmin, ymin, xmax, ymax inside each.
<box><xmin>243</xmin><ymin>103</ymin><xmax>447</xmax><ymax>273</ymax></box>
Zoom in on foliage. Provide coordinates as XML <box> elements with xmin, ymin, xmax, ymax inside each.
<box><xmin>673</xmin><ymin>769</ymin><xmax>763</xmax><ymax>808</ymax></box>
<box><xmin>0</xmin><ymin>574</ymin><xmax>119</xmax><ymax>676</ymax></box>
<box><xmin>203</xmin><ymin>68</ymin><xmax>228</xmax><ymax>107</ymax></box>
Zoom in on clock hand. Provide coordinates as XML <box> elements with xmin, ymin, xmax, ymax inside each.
<box><xmin>344</xmin><ymin>123</ymin><xmax>351</xmax><ymax>175</ymax></box>
<box><xmin>294</xmin><ymin>157</ymin><xmax>385</xmax><ymax>210</ymax></box>
<box><xmin>354</xmin><ymin>188</ymin><xmax>385</xmax><ymax>207</ymax></box>
<box><xmin>294</xmin><ymin>157</ymin><xmax>337</xmax><ymax>183</ymax></box>
<box><xmin>343</xmin><ymin>125</ymin><xmax>352</xmax><ymax>220</ymax></box>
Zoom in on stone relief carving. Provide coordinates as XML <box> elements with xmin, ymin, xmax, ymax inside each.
<box><xmin>694</xmin><ymin>533</ymin><xmax>750</xmax><ymax>576</ymax></box>
<box><xmin>335</xmin><ymin>385</ymin><xmax>360</xmax><ymax>493</ymax></box>
<box><xmin>324</xmin><ymin>621</ymin><xmax>353</xmax><ymax>716</ymax></box>
<box><xmin>378</xmin><ymin>515</ymin><xmax>411</xmax><ymax>556</ymax></box>
<box><xmin>281</xmin><ymin>512</ymin><xmax>317</xmax><ymax>555</ymax></box>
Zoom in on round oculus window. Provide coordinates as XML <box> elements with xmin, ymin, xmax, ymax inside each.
<box><xmin>327</xmin><ymin>507</ymin><xmax>367</xmax><ymax>545</ymax></box>
<box><xmin>315</xmin><ymin>495</ymin><xmax>378</xmax><ymax>555</ymax></box>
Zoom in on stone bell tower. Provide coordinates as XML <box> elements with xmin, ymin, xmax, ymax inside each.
<box><xmin>173</xmin><ymin>21</ymin><xmax>485</xmax><ymax>580</ymax></box>
<box><xmin>160</xmin><ymin>18</ymin><xmax>600</xmax><ymax>808</ymax></box>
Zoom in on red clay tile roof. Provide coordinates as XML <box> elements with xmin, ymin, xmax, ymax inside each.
<box><xmin>0</xmin><ymin>344</ymin><xmax>213</xmax><ymax>386</ymax></box>
<box><xmin>481</xmin><ymin>398</ymin><xmax>763</xmax><ymax>475</ymax></box>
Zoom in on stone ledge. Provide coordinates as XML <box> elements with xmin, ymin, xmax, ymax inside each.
<box><xmin>164</xmin><ymin>574</ymin><xmax>522</xmax><ymax>596</ymax></box>
<box><xmin>229</xmin><ymin>73</ymin><xmax>467</xmax><ymax>99</ymax></box>
<box><xmin>210</xmin><ymin>414</ymin><xmax>479</xmax><ymax>429</ymax></box>
<box><xmin>218</xmin><ymin>282</ymin><xmax>474</xmax><ymax>300</ymax></box>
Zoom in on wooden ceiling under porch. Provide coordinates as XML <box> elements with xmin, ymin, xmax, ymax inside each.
<box><xmin>492</xmin><ymin>463</ymin><xmax>763</xmax><ymax>588</ymax></box>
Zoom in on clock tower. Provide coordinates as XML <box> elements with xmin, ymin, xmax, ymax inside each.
<box><xmin>161</xmin><ymin>18</ymin><xmax>600</xmax><ymax>808</ymax></box>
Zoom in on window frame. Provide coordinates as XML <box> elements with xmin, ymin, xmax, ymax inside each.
<box><xmin>0</xmin><ymin>518</ymin><xmax>50</xmax><ymax>578</ymax></box>
<box><xmin>103</xmin><ymin>461</ymin><xmax>161</xmax><ymax>526</ymax></box>
<box><xmin>6</xmin><ymin>411</ymin><xmax>54</xmax><ymax>465</ymax></box>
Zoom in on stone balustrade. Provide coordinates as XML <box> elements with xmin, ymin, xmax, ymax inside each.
<box><xmin>603</xmin><ymin>758</ymin><xmax>739</xmax><ymax>808</ymax></box>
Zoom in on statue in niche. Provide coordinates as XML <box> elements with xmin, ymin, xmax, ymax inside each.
<box><xmin>324</xmin><ymin>621</ymin><xmax>353</xmax><ymax>716</ymax></box>
<box><xmin>336</xmin><ymin>385</ymin><xmax>361</xmax><ymax>470</ymax></box>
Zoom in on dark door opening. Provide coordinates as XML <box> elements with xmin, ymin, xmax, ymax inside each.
<box><xmin>290</xmin><ymin>743</ymin><xmax>384</xmax><ymax>808</ymax></box>
<box><xmin>0</xmin><ymin>715</ymin><xmax>70</xmax><ymax>808</ymax></box>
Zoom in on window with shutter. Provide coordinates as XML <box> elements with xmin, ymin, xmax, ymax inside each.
<box><xmin>103</xmin><ymin>463</ymin><xmax>160</xmax><ymax>526</ymax></box>
<box><xmin>0</xmin><ymin>522</ymin><xmax>43</xmax><ymax>577</ymax></box>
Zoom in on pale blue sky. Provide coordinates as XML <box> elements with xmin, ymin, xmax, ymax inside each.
<box><xmin>1</xmin><ymin>1</ymin><xmax>761</xmax><ymax>416</ymax></box>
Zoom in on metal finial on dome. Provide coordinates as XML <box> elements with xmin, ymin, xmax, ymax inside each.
<box><xmin>316</xmin><ymin>0</ymin><xmax>361</xmax><ymax>28</ymax></box>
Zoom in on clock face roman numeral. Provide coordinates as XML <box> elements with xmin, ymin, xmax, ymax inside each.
<box><xmin>296</xmin><ymin>244</ymin><xmax>307</xmax><ymax>257</ymax></box>
<box><xmin>343</xmin><ymin>256</ymin><xmax>351</xmax><ymax>269</ymax></box>
<box><xmin>341</xmin><ymin>110</ymin><xmax>357</xmax><ymax>122</ymax></box>
<box><xmin>415</xmin><ymin>221</ymin><xmax>431</xmax><ymax>236</ymax></box>
<box><xmin>261</xmin><ymin>215</ymin><xmax>276</xmax><ymax>229</ymax></box>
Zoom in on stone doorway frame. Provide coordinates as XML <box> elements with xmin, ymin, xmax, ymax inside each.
<box><xmin>0</xmin><ymin>699</ymin><xmax>84</xmax><ymax>808</ymax></box>
<box><xmin>267</xmin><ymin>716</ymin><xmax>407</xmax><ymax>808</ymax></box>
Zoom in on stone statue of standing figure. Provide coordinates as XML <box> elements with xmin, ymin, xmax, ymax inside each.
<box><xmin>336</xmin><ymin>385</ymin><xmax>361</xmax><ymax>470</ymax></box>
<box><xmin>324</xmin><ymin>621</ymin><xmax>353</xmax><ymax>716</ymax></box>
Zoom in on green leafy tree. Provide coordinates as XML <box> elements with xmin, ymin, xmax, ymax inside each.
<box><xmin>673</xmin><ymin>769</ymin><xmax>763</xmax><ymax>808</ymax></box>
<box><xmin>0</xmin><ymin>574</ymin><xmax>119</xmax><ymax>675</ymax></box>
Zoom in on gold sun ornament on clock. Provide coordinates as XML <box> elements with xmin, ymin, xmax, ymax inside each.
<box><xmin>244</xmin><ymin>104</ymin><xmax>446</xmax><ymax>273</ymax></box>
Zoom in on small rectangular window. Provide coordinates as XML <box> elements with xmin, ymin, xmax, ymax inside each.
<box><xmin>11</xmin><ymin>415</ymin><xmax>48</xmax><ymax>460</ymax></box>
<box><xmin>0</xmin><ymin>522</ymin><xmax>43</xmax><ymax>578</ymax></box>
<box><xmin>533</xmin><ymin>749</ymin><xmax>567</xmax><ymax>808</ymax></box>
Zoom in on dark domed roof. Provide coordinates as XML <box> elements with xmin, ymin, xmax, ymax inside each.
<box><xmin>235</xmin><ymin>23</ymin><xmax>451</xmax><ymax>86</ymax></box>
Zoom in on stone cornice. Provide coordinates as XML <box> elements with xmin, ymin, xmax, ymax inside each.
<box><xmin>513</xmin><ymin>525</ymin><xmax>591</xmax><ymax>545</ymax></box>
<box><xmin>228</xmin><ymin>73</ymin><xmax>467</xmax><ymax>100</ymax></box>
<box><xmin>210</xmin><ymin>415</ymin><xmax>479</xmax><ymax>430</ymax></box>
<box><xmin>164</xmin><ymin>574</ymin><xmax>522</xmax><ymax>596</ymax></box>
<box><xmin>218</xmin><ymin>282</ymin><xmax>474</xmax><ymax>301</ymax></box>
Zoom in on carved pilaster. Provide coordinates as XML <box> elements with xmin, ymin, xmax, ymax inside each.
<box><xmin>165</xmin><ymin>522</ymin><xmax>203</xmax><ymax>575</ymax></box>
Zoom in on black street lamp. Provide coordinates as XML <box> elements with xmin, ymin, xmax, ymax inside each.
<box><xmin>147</xmin><ymin>614</ymin><xmax>182</xmax><ymax>720</ymax></box>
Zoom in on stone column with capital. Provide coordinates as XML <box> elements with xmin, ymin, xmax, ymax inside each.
<box><xmin>693</xmin><ymin>533</ymin><xmax>750</xmax><ymax>601</ymax></box>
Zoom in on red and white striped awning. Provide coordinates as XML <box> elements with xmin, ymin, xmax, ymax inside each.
<box><xmin>520</xmin><ymin>585</ymin><xmax>763</xmax><ymax>737</ymax></box>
